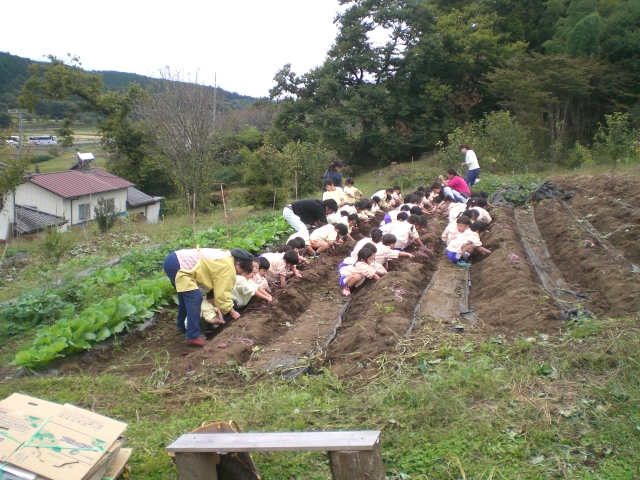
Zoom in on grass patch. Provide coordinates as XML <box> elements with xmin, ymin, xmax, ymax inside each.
<box><xmin>1</xmin><ymin>316</ymin><xmax>639</xmax><ymax>479</ymax></box>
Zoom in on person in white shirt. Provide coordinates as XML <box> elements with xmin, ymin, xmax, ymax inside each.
<box><xmin>338</xmin><ymin>247</ymin><xmax>380</xmax><ymax>296</ymax></box>
<box><xmin>322</xmin><ymin>179</ymin><xmax>346</xmax><ymax>206</ymax></box>
<box><xmin>344</xmin><ymin>177</ymin><xmax>363</xmax><ymax>204</ymax></box>
<box><xmin>309</xmin><ymin>223</ymin><xmax>349</xmax><ymax>253</ymax></box>
<box><xmin>460</xmin><ymin>145</ymin><xmax>481</xmax><ymax>187</ymax></box>
<box><xmin>471</xmin><ymin>198</ymin><xmax>492</xmax><ymax>224</ymax></box>
<box><xmin>445</xmin><ymin>216</ymin><xmax>490</xmax><ymax>267</ymax></box>
<box><xmin>448</xmin><ymin>202</ymin><xmax>469</xmax><ymax>224</ymax></box>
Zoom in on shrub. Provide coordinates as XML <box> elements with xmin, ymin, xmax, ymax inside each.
<box><xmin>94</xmin><ymin>197</ymin><xmax>119</xmax><ymax>233</ymax></box>
<box><xmin>566</xmin><ymin>141</ymin><xmax>593</xmax><ymax>169</ymax></box>
<box><xmin>41</xmin><ymin>228</ymin><xmax>72</xmax><ymax>267</ymax></box>
<box><xmin>437</xmin><ymin>111</ymin><xmax>534</xmax><ymax>174</ymax></box>
<box><xmin>29</xmin><ymin>154</ymin><xmax>53</xmax><ymax>164</ymax></box>
<box><xmin>240</xmin><ymin>141</ymin><xmax>337</xmax><ymax>207</ymax></box>
<box><xmin>47</xmin><ymin>146</ymin><xmax>61</xmax><ymax>157</ymax></box>
<box><xmin>593</xmin><ymin>112</ymin><xmax>639</xmax><ymax>170</ymax></box>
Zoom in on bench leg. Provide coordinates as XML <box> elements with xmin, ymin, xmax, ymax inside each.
<box><xmin>174</xmin><ymin>452</ymin><xmax>219</xmax><ymax>480</ymax></box>
<box><xmin>329</xmin><ymin>442</ymin><xmax>384</xmax><ymax>480</ymax></box>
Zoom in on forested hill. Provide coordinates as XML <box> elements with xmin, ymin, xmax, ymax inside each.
<box><xmin>0</xmin><ymin>51</ymin><xmax>256</xmax><ymax>123</ymax></box>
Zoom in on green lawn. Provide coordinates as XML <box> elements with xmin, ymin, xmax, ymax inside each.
<box><xmin>34</xmin><ymin>149</ymin><xmax>107</xmax><ymax>173</ymax></box>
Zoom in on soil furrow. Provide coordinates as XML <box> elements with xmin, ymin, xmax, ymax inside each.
<box><xmin>534</xmin><ymin>198</ymin><xmax>640</xmax><ymax>319</ymax></box>
<box><xmin>512</xmin><ymin>207</ymin><xmax>589</xmax><ymax>305</ymax></box>
<box><xmin>468</xmin><ymin>207</ymin><xmax>559</xmax><ymax>334</ymax></box>
<box><xmin>552</xmin><ymin>192</ymin><xmax>640</xmax><ymax>266</ymax></box>
<box><xmin>326</xmin><ymin>227</ymin><xmax>439</xmax><ymax>377</ymax></box>
<box><xmin>559</xmin><ymin>200</ymin><xmax>640</xmax><ymax>273</ymax></box>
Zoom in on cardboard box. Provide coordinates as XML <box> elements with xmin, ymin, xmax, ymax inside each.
<box><xmin>0</xmin><ymin>394</ymin><xmax>127</xmax><ymax>480</ymax></box>
<box><xmin>101</xmin><ymin>448</ymin><xmax>132</xmax><ymax>480</ymax></box>
<box><xmin>83</xmin><ymin>437</ymin><xmax>126</xmax><ymax>480</ymax></box>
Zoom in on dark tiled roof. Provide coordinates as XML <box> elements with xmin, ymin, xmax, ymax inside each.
<box><xmin>28</xmin><ymin>169</ymin><xmax>134</xmax><ymax>198</ymax></box>
<box><xmin>127</xmin><ymin>187</ymin><xmax>161</xmax><ymax>208</ymax></box>
<box><xmin>14</xmin><ymin>206</ymin><xmax>68</xmax><ymax>235</ymax></box>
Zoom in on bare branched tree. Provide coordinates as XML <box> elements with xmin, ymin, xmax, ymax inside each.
<box><xmin>222</xmin><ymin>103</ymin><xmax>278</xmax><ymax>133</ymax></box>
<box><xmin>134</xmin><ymin>68</ymin><xmax>224</xmax><ymax>222</ymax></box>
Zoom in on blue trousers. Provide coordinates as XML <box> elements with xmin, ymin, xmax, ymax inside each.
<box><xmin>163</xmin><ymin>252</ymin><xmax>202</xmax><ymax>340</ymax></box>
<box><xmin>466</xmin><ymin>168</ymin><xmax>481</xmax><ymax>187</ymax></box>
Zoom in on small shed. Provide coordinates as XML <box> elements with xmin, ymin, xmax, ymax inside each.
<box><xmin>14</xmin><ymin>206</ymin><xmax>68</xmax><ymax>237</ymax></box>
<box><xmin>126</xmin><ymin>187</ymin><xmax>163</xmax><ymax>224</ymax></box>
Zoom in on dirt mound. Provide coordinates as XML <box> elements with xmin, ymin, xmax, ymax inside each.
<box><xmin>534</xmin><ymin>198</ymin><xmax>640</xmax><ymax>318</ymax></box>
<box><xmin>469</xmin><ymin>207</ymin><xmax>559</xmax><ymax>334</ymax></box>
<box><xmin>326</xmin><ymin>227</ymin><xmax>439</xmax><ymax>377</ymax></box>
<box><xmin>553</xmin><ymin>173</ymin><xmax>640</xmax><ymax>208</ymax></box>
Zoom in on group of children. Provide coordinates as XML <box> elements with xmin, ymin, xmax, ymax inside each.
<box><xmin>200</xmin><ymin>176</ymin><xmax>496</xmax><ymax>327</ymax></box>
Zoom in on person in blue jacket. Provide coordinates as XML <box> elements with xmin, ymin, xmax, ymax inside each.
<box><xmin>323</xmin><ymin>161</ymin><xmax>344</xmax><ymax>190</ymax></box>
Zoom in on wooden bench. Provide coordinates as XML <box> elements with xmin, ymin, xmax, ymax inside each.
<box><xmin>166</xmin><ymin>430</ymin><xmax>384</xmax><ymax>480</ymax></box>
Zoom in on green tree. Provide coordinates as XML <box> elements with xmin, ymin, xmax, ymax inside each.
<box><xmin>0</xmin><ymin>142</ymin><xmax>30</xmax><ymax>214</ymax></box>
<box><xmin>134</xmin><ymin>69</ymin><xmax>225</xmax><ymax>220</ymax></box>
<box><xmin>600</xmin><ymin>0</ymin><xmax>640</xmax><ymax>80</ymax></box>
<box><xmin>19</xmin><ymin>55</ymin><xmax>175</xmax><ymax>196</ymax></box>
<box><xmin>594</xmin><ymin>112</ymin><xmax>638</xmax><ymax>169</ymax></box>
<box><xmin>566</xmin><ymin>12</ymin><xmax>603</xmax><ymax>57</ymax></box>
<box><xmin>484</xmin><ymin>53</ymin><xmax>632</xmax><ymax>154</ymax></box>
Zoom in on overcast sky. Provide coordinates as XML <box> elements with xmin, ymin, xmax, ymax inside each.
<box><xmin>0</xmin><ymin>0</ymin><xmax>344</xmax><ymax>98</ymax></box>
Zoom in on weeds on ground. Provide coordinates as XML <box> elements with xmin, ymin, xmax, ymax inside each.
<box><xmin>1</xmin><ymin>314</ymin><xmax>638</xmax><ymax>479</ymax></box>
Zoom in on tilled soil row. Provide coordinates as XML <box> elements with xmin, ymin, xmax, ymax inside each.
<box><xmin>468</xmin><ymin>207</ymin><xmax>560</xmax><ymax>334</ymax></box>
<box><xmin>174</xmin><ymin>243</ymin><xmax>354</xmax><ymax>376</ymax></box>
<box><xmin>325</xmin><ymin>225</ymin><xmax>440</xmax><ymax>377</ymax></box>
<box><xmin>534</xmin><ymin>198</ymin><xmax>640</xmax><ymax>319</ymax></box>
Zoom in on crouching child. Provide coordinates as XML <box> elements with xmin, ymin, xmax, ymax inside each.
<box><xmin>309</xmin><ymin>223</ymin><xmax>349</xmax><ymax>254</ymax></box>
<box><xmin>445</xmin><ymin>216</ymin><xmax>490</xmax><ymax>267</ymax></box>
<box><xmin>261</xmin><ymin>250</ymin><xmax>301</xmax><ymax>287</ymax></box>
<box><xmin>338</xmin><ymin>248</ymin><xmax>380</xmax><ymax>296</ymax></box>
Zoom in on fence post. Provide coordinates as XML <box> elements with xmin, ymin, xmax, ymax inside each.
<box><xmin>329</xmin><ymin>441</ymin><xmax>385</xmax><ymax>480</ymax></box>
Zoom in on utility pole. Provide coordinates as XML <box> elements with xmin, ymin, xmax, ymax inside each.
<box><xmin>7</xmin><ymin>109</ymin><xmax>24</xmax><ymax>160</ymax></box>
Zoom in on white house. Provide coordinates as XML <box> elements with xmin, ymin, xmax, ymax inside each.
<box><xmin>0</xmin><ymin>166</ymin><xmax>163</xmax><ymax>242</ymax></box>
<box><xmin>0</xmin><ymin>162</ymin><xmax>15</xmax><ymax>241</ymax></box>
<box><xmin>15</xmin><ymin>169</ymin><xmax>133</xmax><ymax>229</ymax></box>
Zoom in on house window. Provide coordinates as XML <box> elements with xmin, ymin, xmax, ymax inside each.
<box><xmin>78</xmin><ymin>203</ymin><xmax>91</xmax><ymax>220</ymax></box>
<box><xmin>106</xmin><ymin>198</ymin><xmax>115</xmax><ymax>209</ymax></box>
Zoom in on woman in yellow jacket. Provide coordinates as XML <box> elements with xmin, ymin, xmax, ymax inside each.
<box><xmin>162</xmin><ymin>248</ymin><xmax>253</xmax><ymax>346</ymax></box>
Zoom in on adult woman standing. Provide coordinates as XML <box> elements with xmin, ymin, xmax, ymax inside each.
<box><xmin>323</xmin><ymin>161</ymin><xmax>344</xmax><ymax>190</ymax></box>
<box><xmin>162</xmin><ymin>248</ymin><xmax>253</xmax><ymax>346</ymax></box>
<box><xmin>459</xmin><ymin>145</ymin><xmax>480</xmax><ymax>187</ymax></box>
<box><xmin>439</xmin><ymin>168</ymin><xmax>470</xmax><ymax>203</ymax></box>
<box><xmin>282</xmin><ymin>199</ymin><xmax>339</xmax><ymax>232</ymax></box>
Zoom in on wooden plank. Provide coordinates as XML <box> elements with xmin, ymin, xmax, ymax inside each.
<box><xmin>174</xmin><ymin>452</ymin><xmax>218</xmax><ymax>480</ymax></box>
<box><xmin>329</xmin><ymin>442</ymin><xmax>385</xmax><ymax>480</ymax></box>
<box><xmin>167</xmin><ymin>431</ymin><xmax>380</xmax><ymax>453</ymax></box>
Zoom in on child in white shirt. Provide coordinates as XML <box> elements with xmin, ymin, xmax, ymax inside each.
<box><xmin>261</xmin><ymin>251</ymin><xmax>302</xmax><ymax>287</ymax></box>
<box><xmin>322</xmin><ymin>179</ymin><xmax>346</xmax><ymax>206</ymax></box>
<box><xmin>375</xmin><ymin>233</ymin><xmax>414</xmax><ymax>269</ymax></box>
<box><xmin>445</xmin><ymin>216</ymin><xmax>490</xmax><ymax>267</ymax></box>
<box><xmin>385</xmin><ymin>213</ymin><xmax>427</xmax><ymax>250</ymax></box>
<box><xmin>309</xmin><ymin>223</ymin><xmax>349</xmax><ymax>253</ymax></box>
<box><xmin>338</xmin><ymin>247</ymin><xmax>380</xmax><ymax>296</ymax></box>
<box><xmin>233</xmin><ymin>267</ymin><xmax>273</xmax><ymax>308</ymax></box>
<box><xmin>251</xmin><ymin>257</ymin><xmax>270</xmax><ymax>292</ymax></box>
<box><xmin>344</xmin><ymin>177</ymin><xmax>363</xmax><ymax>204</ymax></box>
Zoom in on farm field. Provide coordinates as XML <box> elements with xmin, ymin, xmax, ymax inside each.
<box><xmin>33</xmin><ymin>147</ymin><xmax>108</xmax><ymax>172</ymax></box>
<box><xmin>0</xmin><ymin>167</ymin><xmax>639</xmax><ymax>479</ymax></box>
